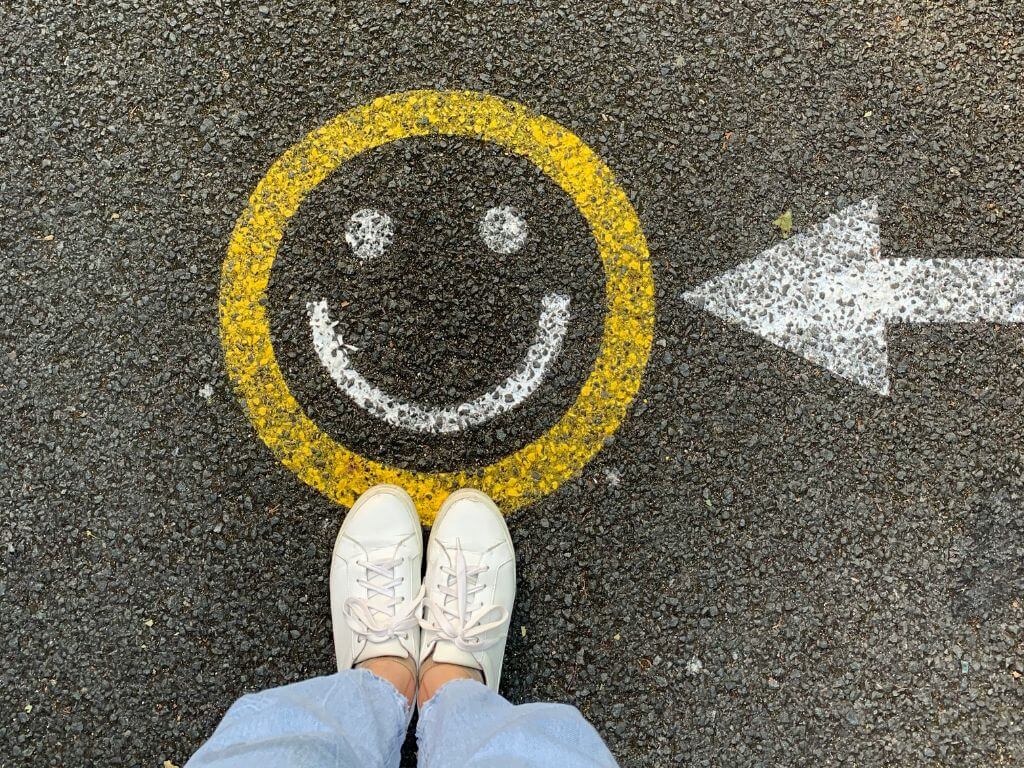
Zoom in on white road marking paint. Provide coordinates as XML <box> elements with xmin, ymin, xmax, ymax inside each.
<box><xmin>478</xmin><ymin>206</ymin><xmax>528</xmax><ymax>254</ymax></box>
<box><xmin>308</xmin><ymin>293</ymin><xmax>571</xmax><ymax>433</ymax></box>
<box><xmin>344</xmin><ymin>208</ymin><xmax>394</xmax><ymax>261</ymax></box>
<box><xmin>199</xmin><ymin>383</ymin><xmax>214</xmax><ymax>401</ymax></box>
<box><xmin>683</xmin><ymin>198</ymin><xmax>1024</xmax><ymax>395</ymax></box>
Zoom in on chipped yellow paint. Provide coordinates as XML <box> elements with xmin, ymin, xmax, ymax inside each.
<box><xmin>220</xmin><ymin>90</ymin><xmax>655</xmax><ymax>523</ymax></box>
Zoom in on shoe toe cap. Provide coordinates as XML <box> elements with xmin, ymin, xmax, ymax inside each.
<box><xmin>339</xmin><ymin>487</ymin><xmax>421</xmax><ymax>552</ymax></box>
<box><xmin>434</xmin><ymin>492</ymin><xmax>512</xmax><ymax>553</ymax></box>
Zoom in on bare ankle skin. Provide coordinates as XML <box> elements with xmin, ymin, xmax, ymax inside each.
<box><xmin>417</xmin><ymin>656</ymin><xmax>483</xmax><ymax>708</ymax></box>
<box><xmin>357</xmin><ymin>656</ymin><xmax>417</xmax><ymax>708</ymax></box>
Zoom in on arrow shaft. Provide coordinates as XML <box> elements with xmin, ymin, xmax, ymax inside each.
<box><xmin>878</xmin><ymin>258</ymin><xmax>1024</xmax><ymax>324</ymax></box>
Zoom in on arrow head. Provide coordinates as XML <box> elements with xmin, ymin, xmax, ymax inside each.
<box><xmin>684</xmin><ymin>198</ymin><xmax>892</xmax><ymax>394</ymax></box>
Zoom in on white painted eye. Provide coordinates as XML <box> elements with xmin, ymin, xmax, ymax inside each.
<box><xmin>478</xmin><ymin>206</ymin><xmax>528</xmax><ymax>254</ymax></box>
<box><xmin>344</xmin><ymin>208</ymin><xmax>394</xmax><ymax>261</ymax></box>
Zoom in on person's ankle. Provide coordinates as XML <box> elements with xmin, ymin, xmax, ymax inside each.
<box><xmin>357</xmin><ymin>655</ymin><xmax>417</xmax><ymax>707</ymax></box>
<box><xmin>417</xmin><ymin>658</ymin><xmax>483</xmax><ymax>707</ymax></box>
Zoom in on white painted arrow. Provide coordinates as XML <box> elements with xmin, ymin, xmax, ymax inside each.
<box><xmin>683</xmin><ymin>198</ymin><xmax>1024</xmax><ymax>395</ymax></box>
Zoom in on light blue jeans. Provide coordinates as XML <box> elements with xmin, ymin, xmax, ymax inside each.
<box><xmin>186</xmin><ymin>669</ymin><xmax>618</xmax><ymax>767</ymax></box>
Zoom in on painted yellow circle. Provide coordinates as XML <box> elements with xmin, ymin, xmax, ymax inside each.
<box><xmin>221</xmin><ymin>90</ymin><xmax>655</xmax><ymax>523</ymax></box>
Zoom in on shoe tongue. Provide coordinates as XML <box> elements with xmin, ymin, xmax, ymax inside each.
<box><xmin>353</xmin><ymin>547</ymin><xmax>412</xmax><ymax>664</ymax></box>
<box><xmin>355</xmin><ymin>637</ymin><xmax>410</xmax><ymax>664</ymax></box>
<box><xmin>361</xmin><ymin>546</ymin><xmax>402</xmax><ymax>613</ymax></box>
<box><xmin>445</xmin><ymin>539</ymin><xmax>486</xmax><ymax>566</ymax></box>
<box><xmin>429</xmin><ymin>640</ymin><xmax>481</xmax><ymax>672</ymax></box>
<box><xmin>422</xmin><ymin>542</ymin><xmax>488</xmax><ymax>673</ymax></box>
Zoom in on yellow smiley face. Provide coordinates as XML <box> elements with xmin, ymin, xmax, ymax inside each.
<box><xmin>220</xmin><ymin>90</ymin><xmax>655</xmax><ymax>523</ymax></box>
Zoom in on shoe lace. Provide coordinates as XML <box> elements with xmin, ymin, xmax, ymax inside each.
<box><xmin>343</xmin><ymin>548</ymin><xmax>422</xmax><ymax>644</ymax></box>
<box><xmin>420</xmin><ymin>541</ymin><xmax>509</xmax><ymax>653</ymax></box>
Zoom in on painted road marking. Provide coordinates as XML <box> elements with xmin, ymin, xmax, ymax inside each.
<box><xmin>344</xmin><ymin>208</ymin><xmax>395</xmax><ymax>261</ymax></box>
<box><xmin>684</xmin><ymin>198</ymin><xmax>1024</xmax><ymax>395</ymax></box>
<box><xmin>318</xmin><ymin>204</ymin><xmax>560</xmax><ymax>431</ymax></box>
<box><xmin>308</xmin><ymin>293</ymin><xmax>571</xmax><ymax>434</ymax></box>
<box><xmin>479</xmin><ymin>205</ymin><xmax>529</xmax><ymax>254</ymax></box>
<box><xmin>220</xmin><ymin>90</ymin><xmax>655</xmax><ymax>522</ymax></box>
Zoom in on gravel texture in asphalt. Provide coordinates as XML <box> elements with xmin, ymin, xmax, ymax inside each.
<box><xmin>2</xmin><ymin>1</ymin><xmax>1023</xmax><ymax>766</ymax></box>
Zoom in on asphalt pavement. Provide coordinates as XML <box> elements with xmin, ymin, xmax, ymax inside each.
<box><xmin>2</xmin><ymin>1</ymin><xmax>1023</xmax><ymax>765</ymax></box>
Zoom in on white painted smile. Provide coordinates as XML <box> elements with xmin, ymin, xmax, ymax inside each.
<box><xmin>306</xmin><ymin>205</ymin><xmax>571</xmax><ymax>434</ymax></box>
<box><xmin>307</xmin><ymin>293</ymin><xmax>570</xmax><ymax>434</ymax></box>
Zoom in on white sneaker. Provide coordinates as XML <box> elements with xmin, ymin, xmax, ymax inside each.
<box><xmin>419</xmin><ymin>488</ymin><xmax>516</xmax><ymax>692</ymax></box>
<box><xmin>330</xmin><ymin>484</ymin><xmax>423</xmax><ymax>672</ymax></box>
